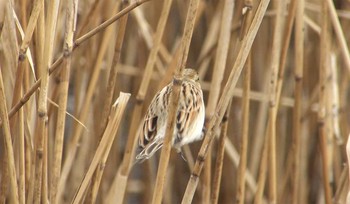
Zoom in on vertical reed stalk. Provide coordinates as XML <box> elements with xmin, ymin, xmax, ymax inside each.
<box><xmin>71</xmin><ymin>93</ymin><xmax>130</xmax><ymax>204</ymax></box>
<box><xmin>325</xmin><ymin>0</ymin><xmax>350</xmax><ymax>73</ymax></box>
<box><xmin>236</xmin><ymin>1</ymin><xmax>252</xmax><ymax>203</ymax></box>
<box><xmin>0</xmin><ymin>69</ymin><xmax>19</xmax><ymax>203</ymax></box>
<box><xmin>292</xmin><ymin>0</ymin><xmax>304</xmax><ymax>203</ymax></box>
<box><xmin>18</xmin><ymin>0</ymin><xmax>44</xmax><ymax>57</ymax></box>
<box><xmin>152</xmin><ymin>0</ymin><xmax>200</xmax><ymax>202</ymax></box>
<box><xmin>267</xmin><ymin>1</ymin><xmax>285</xmax><ymax>202</ymax></box>
<box><xmin>253</xmin><ymin>127</ymin><xmax>269</xmax><ymax>204</ymax></box>
<box><xmin>203</xmin><ymin>0</ymin><xmax>234</xmax><ymax>202</ymax></box>
<box><xmin>57</xmin><ymin>4</ymin><xmax>122</xmax><ymax>197</ymax></box>
<box><xmin>318</xmin><ymin>1</ymin><xmax>332</xmax><ymax>203</ymax></box>
<box><xmin>0</xmin><ymin>2</ymin><xmax>18</xmax><ymax>203</ymax></box>
<box><xmin>32</xmin><ymin>7</ymin><xmax>46</xmax><ymax>204</ymax></box>
<box><xmin>18</xmin><ymin>99</ymin><xmax>25</xmax><ymax>204</ymax></box>
<box><xmin>35</xmin><ymin>0</ymin><xmax>60</xmax><ymax>201</ymax></box>
<box><xmin>347</xmin><ymin>135</ymin><xmax>350</xmax><ymax>203</ymax></box>
<box><xmin>105</xmin><ymin>1</ymin><xmax>173</xmax><ymax>203</ymax></box>
<box><xmin>87</xmin><ymin>2</ymin><xmax>127</xmax><ymax>203</ymax></box>
<box><xmin>182</xmin><ymin>0</ymin><xmax>271</xmax><ymax>202</ymax></box>
<box><xmin>50</xmin><ymin>0</ymin><xmax>77</xmax><ymax>203</ymax></box>
<box><xmin>211</xmin><ymin>101</ymin><xmax>231</xmax><ymax>204</ymax></box>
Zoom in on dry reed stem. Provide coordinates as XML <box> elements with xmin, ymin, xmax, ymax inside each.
<box><xmin>42</xmin><ymin>124</ymin><xmax>48</xmax><ymax>204</ymax></box>
<box><xmin>325</xmin><ymin>0</ymin><xmax>350</xmax><ymax>73</ymax></box>
<box><xmin>304</xmin><ymin>15</ymin><xmax>321</xmax><ymax>34</ymax></box>
<box><xmin>229</xmin><ymin>87</ymin><xmax>294</xmax><ymax>107</ymax></box>
<box><xmin>14</xmin><ymin>14</ymin><xmax>35</xmax><ymax>74</ymax></box>
<box><xmin>292</xmin><ymin>0</ymin><xmax>304</xmax><ymax>203</ymax></box>
<box><xmin>254</xmin><ymin>124</ymin><xmax>269</xmax><ymax>204</ymax></box>
<box><xmin>133</xmin><ymin>8</ymin><xmax>170</xmax><ymax>72</ymax></box>
<box><xmin>334</xmin><ymin>166</ymin><xmax>350</xmax><ymax>202</ymax></box>
<box><xmin>222</xmin><ymin>137</ymin><xmax>258</xmax><ymax>195</ymax></box>
<box><xmin>247</xmin><ymin>0</ymin><xmax>295</xmax><ymax>183</ymax></box>
<box><xmin>182</xmin><ymin>145</ymin><xmax>195</xmax><ymax>171</ymax></box>
<box><xmin>265</xmin><ymin>6</ymin><xmax>297</xmax><ymax>191</ymax></box>
<box><xmin>57</xmin><ymin>7</ymin><xmax>120</xmax><ymax>201</ymax></box>
<box><xmin>211</xmin><ymin>101</ymin><xmax>231</xmax><ymax>204</ymax></box>
<box><xmin>276</xmin><ymin>0</ymin><xmax>297</xmax><ymax>104</ymax></box>
<box><xmin>87</xmin><ymin>3</ymin><xmax>127</xmax><ymax>203</ymax></box>
<box><xmin>39</xmin><ymin>0</ymin><xmax>61</xmax><ymax>201</ymax></box>
<box><xmin>248</xmin><ymin>73</ymin><xmax>269</xmax><ymax>180</ymax></box>
<box><xmin>71</xmin><ymin>93</ymin><xmax>130</xmax><ymax>204</ymax></box>
<box><xmin>32</xmin><ymin>8</ymin><xmax>45</xmax><ymax>204</ymax></box>
<box><xmin>318</xmin><ymin>2</ymin><xmax>333</xmax><ymax>203</ymax></box>
<box><xmin>105</xmin><ymin>1</ymin><xmax>173</xmax><ymax>203</ymax></box>
<box><xmin>7</xmin><ymin>0</ymin><xmax>151</xmax><ymax>121</ymax></box>
<box><xmin>50</xmin><ymin>0</ymin><xmax>77</xmax><ymax>203</ymax></box>
<box><xmin>110</xmin><ymin>104</ymin><xmax>142</xmax><ymax>203</ymax></box>
<box><xmin>75</xmin><ymin>0</ymin><xmax>102</xmax><ymax>37</ymax></box>
<box><xmin>157</xmin><ymin>45</ymin><xmax>182</xmax><ymax>90</ymax></box>
<box><xmin>18</xmin><ymin>0</ymin><xmax>43</xmax><ymax>57</ymax></box>
<box><xmin>151</xmin><ymin>62</ymin><xmax>181</xmax><ymax>204</ymax></box>
<box><xmin>347</xmin><ymin>134</ymin><xmax>350</xmax><ymax>203</ymax></box>
<box><xmin>6</xmin><ymin>16</ymin><xmax>25</xmax><ymax>204</ymax></box>
<box><xmin>196</xmin><ymin>8</ymin><xmax>220</xmax><ymax>79</ymax></box>
<box><xmin>73</xmin><ymin>0</ymin><xmax>151</xmax><ymax>47</ymax></box>
<box><xmin>152</xmin><ymin>0</ymin><xmax>200</xmax><ymax>203</ymax></box>
<box><xmin>329</xmin><ymin>55</ymin><xmax>342</xmax><ymax>144</ymax></box>
<box><xmin>0</xmin><ymin>3</ymin><xmax>19</xmax><ymax>202</ymax></box>
<box><xmin>203</xmin><ymin>0</ymin><xmax>234</xmax><ymax>202</ymax></box>
<box><xmin>137</xmin><ymin>0</ymin><xmax>173</xmax><ymax>104</ymax></box>
<box><xmin>181</xmin><ymin>0</ymin><xmax>271</xmax><ymax>202</ymax></box>
<box><xmin>11</xmin><ymin>42</ymin><xmax>29</xmax><ymax>134</ymax></box>
<box><xmin>253</xmin><ymin>5</ymin><xmax>296</xmax><ymax>191</ymax></box>
<box><xmin>18</xmin><ymin>99</ymin><xmax>25</xmax><ymax>204</ymax></box>
<box><xmin>0</xmin><ymin>68</ymin><xmax>19</xmax><ymax>203</ymax></box>
<box><xmin>236</xmin><ymin>1</ymin><xmax>252</xmax><ymax>203</ymax></box>
<box><xmin>208</xmin><ymin>0</ymin><xmax>234</xmax><ymax>194</ymax></box>
<box><xmin>267</xmin><ymin>1</ymin><xmax>285</xmax><ymax>202</ymax></box>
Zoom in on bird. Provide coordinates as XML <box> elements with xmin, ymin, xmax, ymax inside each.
<box><xmin>135</xmin><ymin>68</ymin><xmax>205</xmax><ymax>163</ymax></box>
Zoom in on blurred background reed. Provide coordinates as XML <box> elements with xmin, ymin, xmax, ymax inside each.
<box><xmin>0</xmin><ymin>0</ymin><xmax>350</xmax><ymax>203</ymax></box>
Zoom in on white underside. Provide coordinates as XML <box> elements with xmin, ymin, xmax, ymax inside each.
<box><xmin>154</xmin><ymin>99</ymin><xmax>205</xmax><ymax>148</ymax></box>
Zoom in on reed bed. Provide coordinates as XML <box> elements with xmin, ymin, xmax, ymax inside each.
<box><xmin>1</xmin><ymin>0</ymin><xmax>350</xmax><ymax>203</ymax></box>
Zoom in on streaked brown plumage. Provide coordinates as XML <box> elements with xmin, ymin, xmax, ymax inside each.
<box><xmin>135</xmin><ymin>68</ymin><xmax>205</xmax><ymax>162</ymax></box>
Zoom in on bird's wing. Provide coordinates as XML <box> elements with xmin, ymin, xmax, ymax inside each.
<box><xmin>136</xmin><ymin>85</ymin><xmax>171</xmax><ymax>162</ymax></box>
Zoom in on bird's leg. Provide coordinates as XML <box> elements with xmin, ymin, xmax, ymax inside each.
<box><xmin>175</xmin><ymin>147</ymin><xmax>188</xmax><ymax>162</ymax></box>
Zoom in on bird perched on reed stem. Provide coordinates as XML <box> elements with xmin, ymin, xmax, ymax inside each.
<box><xmin>135</xmin><ymin>68</ymin><xmax>205</xmax><ymax>163</ymax></box>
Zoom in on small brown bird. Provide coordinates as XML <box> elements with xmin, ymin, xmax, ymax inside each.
<box><xmin>135</xmin><ymin>68</ymin><xmax>205</xmax><ymax>162</ymax></box>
